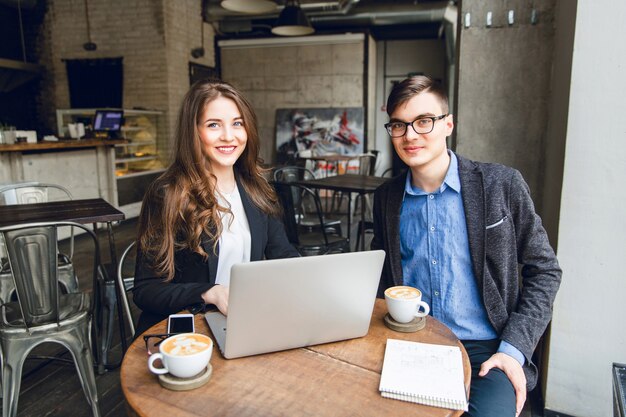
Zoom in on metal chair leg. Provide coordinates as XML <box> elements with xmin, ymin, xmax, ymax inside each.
<box><xmin>1</xmin><ymin>340</ymin><xmax>26</xmax><ymax>417</ymax></box>
<box><xmin>67</xmin><ymin>325</ymin><xmax>101</xmax><ymax>417</ymax></box>
<box><xmin>98</xmin><ymin>279</ymin><xmax>117</xmax><ymax>369</ymax></box>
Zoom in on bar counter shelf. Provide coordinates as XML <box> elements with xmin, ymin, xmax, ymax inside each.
<box><xmin>0</xmin><ymin>138</ymin><xmax>126</xmax><ymax>152</ymax></box>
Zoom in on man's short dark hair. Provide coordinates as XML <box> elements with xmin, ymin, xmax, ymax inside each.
<box><xmin>386</xmin><ymin>75</ymin><xmax>449</xmax><ymax>116</ymax></box>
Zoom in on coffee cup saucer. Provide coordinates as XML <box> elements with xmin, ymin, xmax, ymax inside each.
<box><xmin>383</xmin><ymin>313</ymin><xmax>426</xmax><ymax>333</ymax></box>
<box><xmin>158</xmin><ymin>364</ymin><xmax>213</xmax><ymax>391</ymax></box>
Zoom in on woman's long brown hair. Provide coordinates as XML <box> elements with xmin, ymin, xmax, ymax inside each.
<box><xmin>137</xmin><ymin>79</ymin><xmax>280</xmax><ymax>281</ymax></box>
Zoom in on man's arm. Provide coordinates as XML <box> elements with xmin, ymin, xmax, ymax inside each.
<box><xmin>500</xmin><ymin>169</ymin><xmax>562</xmax><ymax>364</ymax></box>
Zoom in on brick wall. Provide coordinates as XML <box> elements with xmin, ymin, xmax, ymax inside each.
<box><xmin>220</xmin><ymin>35</ymin><xmax>365</xmax><ymax>164</ymax></box>
<box><xmin>37</xmin><ymin>0</ymin><xmax>215</xmax><ymax>163</ymax></box>
<box><xmin>163</xmin><ymin>0</ymin><xmax>215</xmax><ymax>160</ymax></box>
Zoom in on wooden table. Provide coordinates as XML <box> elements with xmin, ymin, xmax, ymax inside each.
<box><xmin>121</xmin><ymin>299</ymin><xmax>471</xmax><ymax>417</ymax></box>
<box><xmin>295</xmin><ymin>174</ymin><xmax>388</xmax><ymax>251</ymax></box>
<box><xmin>0</xmin><ymin>198</ymin><xmax>129</xmax><ymax>369</ymax></box>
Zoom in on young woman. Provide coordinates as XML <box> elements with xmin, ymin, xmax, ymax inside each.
<box><xmin>133</xmin><ymin>79</ymin><xmax>299</xmax><ymax>335</ymax></box>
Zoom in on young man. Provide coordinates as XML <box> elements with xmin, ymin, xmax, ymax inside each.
<box><xmin>371</xmin><ymin>76</ymin><xmax>561</xmax><ymax>417</ymax></box>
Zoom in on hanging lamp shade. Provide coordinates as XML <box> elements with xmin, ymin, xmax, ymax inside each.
<box><xmin>271</xmin><ymin>1</ymin><xmax>315</xmax><ymax>36</ymax></box>
<box><xmin>221</xmin><ymin>0</ymin><xmax>277</xmax><ymax>14</ymax></box>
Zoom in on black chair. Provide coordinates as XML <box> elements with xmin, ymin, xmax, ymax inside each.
<box><xmin>273</xmin><ymin>166</ymin><xmax>342</xmax><ymax>235</ymax></box>
<box><xmin>97</xmin><ymin>241</ymin><xmax>137</xmax><ymax>369</ymax></box>
<box><xmin>273</xmin><ymin>181</ymin><xmax>349</xmax><ymax>256</ymax></box>
<box><xmin>381</xmin><ymin>167</ymin><xmax>394</xmax><ymax>178</ymax></box>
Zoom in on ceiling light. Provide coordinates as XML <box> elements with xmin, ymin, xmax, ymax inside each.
<box><xmin>271</xmin><ymin>0</ymin><xmax>315</xmax><ymax>36</ymax></box>
<box><xmin>221</xmin><ymin>0</ymin><xmax>277</xmax><ymax>14</ymax></box>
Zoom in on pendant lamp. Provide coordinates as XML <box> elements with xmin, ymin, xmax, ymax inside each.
<box><xmin>271</xmin><ymin>0</ymin><xmax>315</xmax><ymax>36</ymax></box>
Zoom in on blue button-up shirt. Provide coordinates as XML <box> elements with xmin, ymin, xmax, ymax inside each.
<box><xmin>399</xmin><ymin>152</ymin><xmax>524</xmax><ymax>365</ymax></box>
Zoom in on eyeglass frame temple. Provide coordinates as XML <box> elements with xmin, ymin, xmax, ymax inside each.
<box><xmin>143</xmin><ymin>333</ymin><xmax>173</xmax><ymax>351</ymax></box>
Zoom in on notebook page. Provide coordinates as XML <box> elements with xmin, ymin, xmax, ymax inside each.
<box><xmin>378</xmin><ymin>339</ymin><xmax>468</xmax><ymax>411</ymax></box>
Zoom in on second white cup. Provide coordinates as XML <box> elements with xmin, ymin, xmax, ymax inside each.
<box><xmin>384</xmin><ymin>286</ymin><xmax>430</xmax><ymax>323</ymax></box>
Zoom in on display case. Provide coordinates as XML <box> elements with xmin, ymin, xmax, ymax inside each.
<box><xmin>56</xmin><ymin>108</ymin><xmax>166</xmax><ymax>216</ymax></box>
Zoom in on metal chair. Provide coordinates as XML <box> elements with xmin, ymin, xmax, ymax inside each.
<box><xmin>0</xmin><ymin>183</ymin><xmax>78</xmax><ymax>304</ymax></box>
<box><xmin>333</xmin><ymin>153</ymin><xmax>378</xmax><ymax>221</ymax></box>
<box><xmin>273</xmin><ymin>166</ymin><xmax>342</xmax><ymax>235</ymax></box>
<box><xmin>273</xmin><ymin>181</ymin><xmax>349</xmax><ymax>256</ymax></box>
<box><xmin>116</xmin><ymin>241</ymin><xmax>136</xmax><ymax>337</ymax></box>
<box><xmin>0</xmin><ymin>221</ymin><xmax>101</xmax><ymax>417</ymax></box>
<box><xmin>354</xmin><ymin>153</ymin><xmax>377</xmax><ymax>176</ymax></box>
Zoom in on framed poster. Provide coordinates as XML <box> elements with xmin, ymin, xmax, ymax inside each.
<box><xmin>275</xmin><ymin>107</ymin><xmax>364</xmax><ymax>165</ymax></box>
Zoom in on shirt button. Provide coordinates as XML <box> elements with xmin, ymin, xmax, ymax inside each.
<box><xmin>432</xmin><ymin>259</ymin><xmax>437</xmax><ymax>265</ymax></box>
<box><xmin>434</xmin><ymin>291</ymin><xmax>440</xmax><ymax>296</ymax></box>
<box><xmin>428</xmin><ymin>194</ymin><xmax>434</xmax><ymax>200</ymax></box>
<box><xmin>430</xmin><ymin>226</ymin><xmax>435</xmax><ymax>231</ymax></box>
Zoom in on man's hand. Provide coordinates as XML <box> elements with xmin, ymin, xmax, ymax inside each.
<box><xmin>479</xmin><ymin>352</ymin><xmax>527</xmax><ymax>417</ymax></box>
<box><xmin>201</xmin><ymin>285</ymin><xmax>229</xmax><ymax>315</ymax></box>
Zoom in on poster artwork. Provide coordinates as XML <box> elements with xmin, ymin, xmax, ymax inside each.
<box><xmin>275</xmin><ymin>108</ymin><xmax>364</xmax><ymax>172</ymax></box>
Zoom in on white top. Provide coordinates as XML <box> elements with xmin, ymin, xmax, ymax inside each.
<box><xmin>215</xmin><ymin>184</ymin><xmax>251</xmax><ymax>287</ymax></box>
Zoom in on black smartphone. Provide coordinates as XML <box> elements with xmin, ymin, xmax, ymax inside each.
<box><xmin>167</xmin><ymin>313</ymin><xmax>195</xmax><ymax>334</ymax></box>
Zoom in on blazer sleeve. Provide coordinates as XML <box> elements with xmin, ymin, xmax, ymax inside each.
<box><xmin>499</xmin><ymin>170</ymin><xmax>562</xmax><ymax>362</ymax></box>
<box><xmin>132</xmin><ymin>248</ymin><xmax>214</xmax><ymax>317</ymax></box>
<box><xmin>264</xmin><ymin>214</ymin><xmax>300</xmax><ymax>259</ymax></box>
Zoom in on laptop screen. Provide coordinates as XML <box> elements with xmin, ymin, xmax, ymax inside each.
<box><xmin>93</xmin><ymin>110</ymin><xmax>123</xmax><ymax>132</ymax></box>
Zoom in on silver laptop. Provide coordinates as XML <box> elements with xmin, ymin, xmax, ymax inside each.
<box><xmin>205</xmin><ymin>250</ymin><xmax>385</xmax><ymax>359</ymax></box>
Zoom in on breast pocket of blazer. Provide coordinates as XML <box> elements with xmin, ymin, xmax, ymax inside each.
<box><xmin>485</xmin><ymin>215</ymin><xmax>509</xmax><ymax>230</ymax></box>
<box><xmin>485</xmin><ymin>215</ymin><xmax>514</xmax><ymax>262</ymax></box>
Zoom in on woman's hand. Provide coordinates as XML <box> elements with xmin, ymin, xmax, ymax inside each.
<box><xmin>201</xmin><ymin>285</ymin><xmax>229</xmax><ymax>315</ymax></box>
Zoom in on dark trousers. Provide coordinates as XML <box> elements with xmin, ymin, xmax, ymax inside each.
<box><xmin>462</xmin><ymin>339</ymin><xmax>517</xmax><ymax>417</ymax></box>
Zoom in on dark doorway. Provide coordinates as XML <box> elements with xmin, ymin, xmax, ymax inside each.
<box><xmin>189</xmin><ymin>62</ymin><xmax>219</xmax><ymax>85</ymax></box>
<box><xmin>65</xmin><ymin>58</ymin><xmax>123</xmax><ymax>108</ymax></box>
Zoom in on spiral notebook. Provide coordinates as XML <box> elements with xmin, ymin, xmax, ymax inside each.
<box><xmin>379</xmin><ymin>339</ymin><xmax>468</xmax><ymax>411</ymax></box>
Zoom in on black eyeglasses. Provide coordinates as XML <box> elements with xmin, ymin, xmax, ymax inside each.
<box><xmin>384</xmin><ymin>114</ymin><xmax>448</xmax><ymax>137</ymax></box>
<box><xmin>143</xmin><ymin>333</ymin><xmax>174</xmax><ymax>355</ymax></box>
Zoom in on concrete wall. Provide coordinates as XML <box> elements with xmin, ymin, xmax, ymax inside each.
<box><xmin>219</xmin><ymin>34</ymin><xmax>365</xmax><ymax>164</ymax></box>
<box><xmin>366</xmin><ymin>35</ymin><xmax>377</xmax><ymax>166</ymax></box>
<box><xmin>455</xmin><ymin>0</ymin><xmax>557</xmax><ymax>212</ymax></box>
<box><xmin>545</xmin><ymin>0</ymin><xmax>626</xmax><ymax>415</ymax></box>
<box><xmin>374</xmin><ymin>39</ymin><xmax>447</xmax><ymax>175</ymax></box>
<box><xmin>37</xmin><ymin>0</ymin><xmax>215</xmax><ymax>163</ymax></box>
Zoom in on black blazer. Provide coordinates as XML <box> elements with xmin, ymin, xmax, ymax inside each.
<box><xmin>133</xmin><ymin>179</ymin><xmax>299</xmax><ymax>335</ymax></box>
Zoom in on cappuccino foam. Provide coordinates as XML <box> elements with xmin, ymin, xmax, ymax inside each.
<box><xmin>162</xmin><ymin>334</ymin><xmax>211</xmax><ymax>356</ymax></box>
<box><xmin>385</xmin><ymin>286</ymin><xmax>420</xmax><ymax>300</ymax></box>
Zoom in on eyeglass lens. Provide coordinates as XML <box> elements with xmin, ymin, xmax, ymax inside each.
<box><xmin>387</xmin><ymin>118</ymin><xmax>434</xmax><ymax>137</ymax></box>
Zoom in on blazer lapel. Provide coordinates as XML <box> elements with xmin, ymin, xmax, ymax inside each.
<box><xmin>200</xmin><ymin>235</ymin><xmax>219</xmax><ymax>284</ymax></box>
<box><xmin>386</xmin><ymin>175</ymin><xmax>405</xmax><ymax>286</ymax></box>
<box><xmin>237</xmin><ymin>178</ymin><xmax>264</xmax><ymax>261</ymax></box>
<box><xmin>457</xmin><ymin>154</ymin><xmax>485</xmax><ymax>288</ymax></box>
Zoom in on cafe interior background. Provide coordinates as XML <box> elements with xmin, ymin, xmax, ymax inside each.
<box><xmin>0</xmin><ymin>0</ymin><xmax>624</xmax><ymax>416</ymax></box>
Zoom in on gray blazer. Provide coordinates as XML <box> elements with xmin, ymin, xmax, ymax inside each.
<box><xmin>371</xmin><ymin>152</ymin><xmax>562</xmax><ymax>389</ymax></box>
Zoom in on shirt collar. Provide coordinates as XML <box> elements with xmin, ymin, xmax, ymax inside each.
<box><xmin>403</xmin><ymin>150</ymin><xmax>461</xmax><ymax>196</ymax></box>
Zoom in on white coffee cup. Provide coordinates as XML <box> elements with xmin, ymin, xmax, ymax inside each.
<box><xmin>148</xmin><ymin>333</ymin><xmax>213</xmax><ymax>378</ymax></box>
<box><xmin>384</xmin><ymin>286</ymin><xmax>430</xmax><ymax>324</ymax></box>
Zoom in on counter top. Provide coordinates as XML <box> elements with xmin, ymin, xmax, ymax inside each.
<box><xmin>0</xmin><ymin>138</ymin><xmax>127</xmax><ymax>152</ymax></box>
